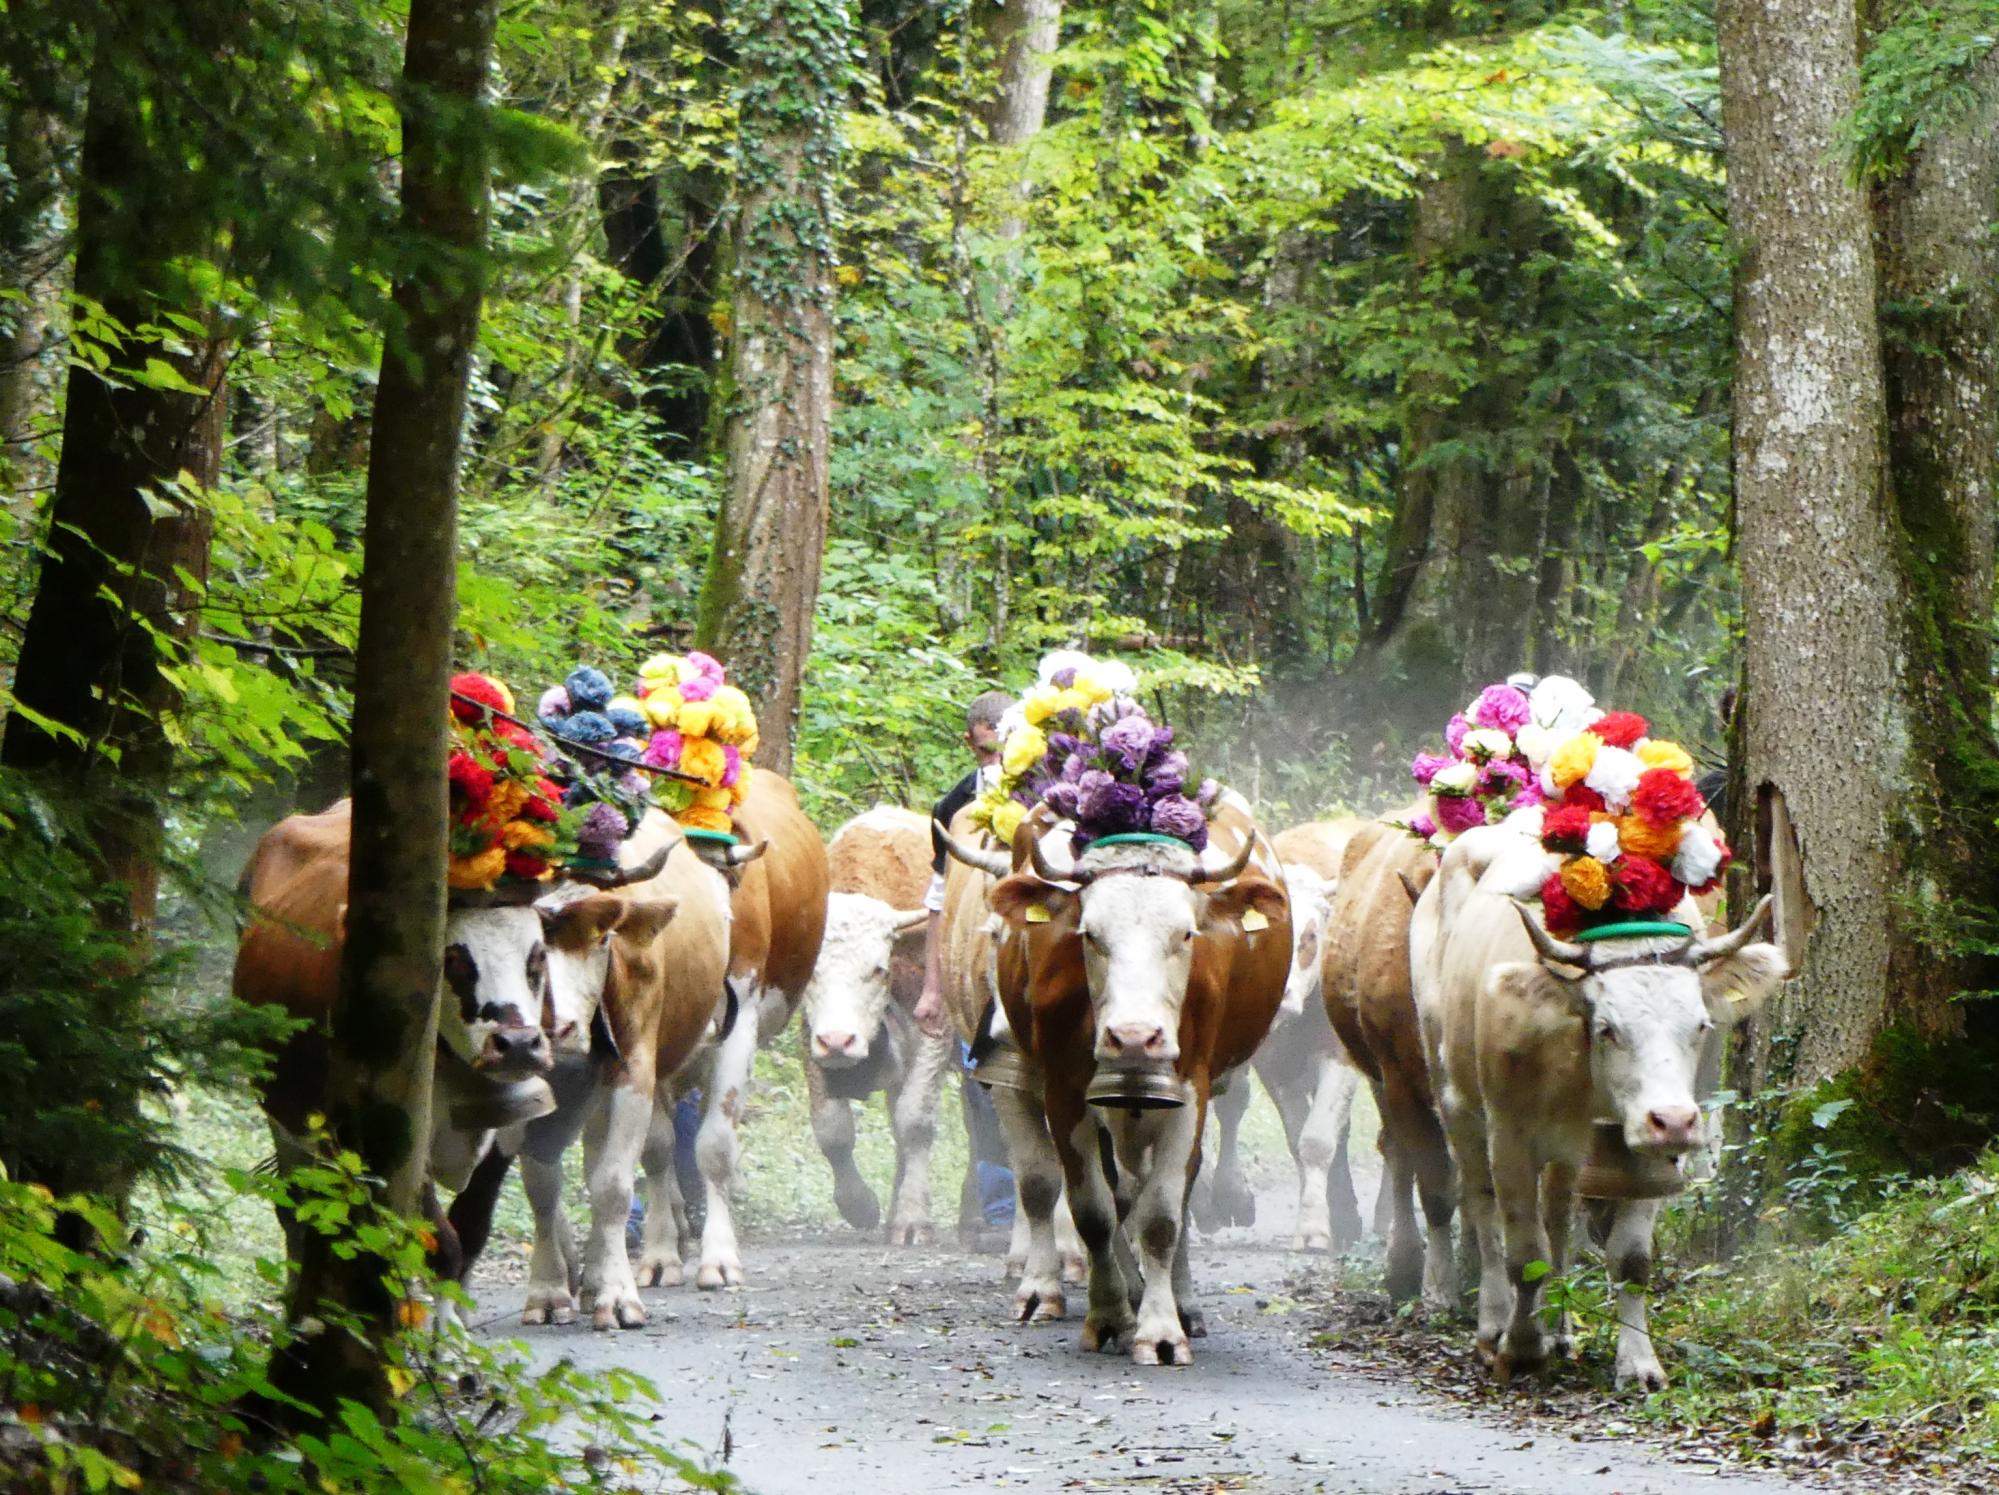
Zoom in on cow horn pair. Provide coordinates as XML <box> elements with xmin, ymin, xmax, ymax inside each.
<box><xmin>1031</xmin><ymin>830</ymin><xmax>1255</xmax><ymax>888</ymax></box>
<box><xmin>935</xmin><ymin>822</ymin><xmax>1012</xmax><ymax>878</ymax></box>
<box><xmin>1511</xmin><ymin>895</ymin><xmax>1774</xmax><ymax>971</ymax></box>
<box><xmin>694</xmin><ymin>836</ymin><xmax>768</xmax><ymax>868</ymax></box>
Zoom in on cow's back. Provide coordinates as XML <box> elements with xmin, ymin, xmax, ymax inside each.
<box><xmin>1322</xmin><ymin>820</ymin><xmax>1435</xmax><ymax>1085</ymax></box>
<box><xmin>730</xmin><ymin>769</ymin><xmax>830</xmax><ymax>1007</ymax></box>
<box><xmin>1193</xmin><ymin>799</ymin><xmax>1292</xmax><ymax>1078</ymax></box>
<box><xmin>939</xmin><ymin>805</ymin><xmax>1001</xmax><ymax>1045</ymax></box>
<box><xmin>827</xmin><ymin>806</ymin><xmax>930</xmax><ymax>909</ymax></box>
<box><xmin>233</xmin><ymin>800</ymin><xmax>354</xmax><ymax>1022</ymax></box>
<box><xmin>611</xmin><ymin>810</ymin><xmax>734</xmax><ymax>1078</ymax></box>
<box><xmin>1271</xmin><ymin>817</ymin><xmax>1367</xmax><ymax>884</ymax></box>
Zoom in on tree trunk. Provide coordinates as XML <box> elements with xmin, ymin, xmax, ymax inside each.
<box><xmin>981</xmin><ymin>0</ymin><xmax>1061</xmax><ymax>149</ymax></box>
<box><xmin>0</xmin><ymin>103</ymin><xmax>62</xmax><ymax>508</ymax></box>
<box><xmin>273</xmin><ymin>0</ymin><xmax>498</xmax><ymax>1421</ymax></box>
<box><xmin>1718</xmin><ymin>0</ymin><xmax>1911</xmax><ymax>1079</ymax></box>
<box><xmin>694</xmin><ymin>0</ymin><xmax>852</xmax><ymax>771</ymax></box>
<box><xmin>1872</xmin><ymin>48</ymin><xmax>1999</xmax><ymax>1031</ymax></box>
<box><xmin>1</xmin><ymin>30</ymin><xmax>226</xmax><ymax>937</ymax></box>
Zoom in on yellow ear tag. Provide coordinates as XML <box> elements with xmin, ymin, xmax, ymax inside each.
<box><xmin>1024</xmin><ymin>904</ymin><xmax>1052</xmax><ymax>924</ymax></box>
<box><xmin>1240</xmin><ymin>908</ymin><xmax>1270</xmax><ymax>932</ymax></box>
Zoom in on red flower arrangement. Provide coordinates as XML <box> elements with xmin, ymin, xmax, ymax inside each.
<box><xmin>1632</xmin><ymin>768</ymin><xmax>1704</xmax><ymax>827</ymax></box>
<box><xmin>1611</xmin><ymin>854</ymin><xmax>1679</xmax><ymax>914</ymax></box>
<box><xmin>1588</xmin><ymin>711</ymin><xmax>1650</xmax><ymax>749</ymax></box>
<box><xmin>1540</xmin><ymin>805</ymin><xmax>1593</xmax><ymax>852</ymax></box>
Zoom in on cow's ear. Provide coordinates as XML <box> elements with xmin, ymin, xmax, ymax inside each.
<box><xmin>541</xmin><ymin>894</ymin><xmax>628</xmax><ymax>948</ymax></box>
<box><xmin>1488</xmin><ymin>960</ymin><xmax>1590</xmax><ymax>1025</ymax></box>
<box><xmin>991</xmin><ymin>874</ymin><xmax>1068</xmax><ymax>926</ymax></box>
<box><xmin>616</xmin><ymin>897</ymin><xmax>680</xmax><ymax>945</ymax></box>
<box><xmin>1204</xmin><ymin>879</ymin><xmax>1287</xmax><ymax>933</ymax></box>
<box><xmin>1700</xmin><ymin>941</ymin><xmax>1786</xmax><ymax>1029</ymax></box>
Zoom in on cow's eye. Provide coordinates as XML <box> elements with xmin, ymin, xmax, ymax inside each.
<box><xmin>1181</xmin><ymin>929</ymin><xmax>1196</xmax><ymax>945</ymax></box>
<box><xmin>1595</xmin><ymin>1021</ymin><xmax>1620</xmax><ymax>1045</ymax></box>
<box><xmin>526</xmin><ymin>944</ymin><xmax>547</xmax><ymax>981</ymax></box>
<box><xmin>1698</xmin><ymin>1016</ymin><xmax>1715</xmax><ymax>1035</ymax></box>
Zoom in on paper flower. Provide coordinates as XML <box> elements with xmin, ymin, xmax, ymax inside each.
<box><xmin>1436</xmin><ymin>793</ymin><xmax>1488</xmax><ymax>836</ymax></box>
<box><xmin>1412</xmin><ymin>751</ymin><xmax>1453</xmax><ymax>786</ymax></box>
<box><xmin>1469</xmin><ymin>684</ymin><xmax>1532</xmax><ymax>734</ymax></box>
<box><xmin>1460</xmin><ymin>727</ymin><xmax>1515</xmax><ymax>761</ymax></box>
<box><xmin>1673</xmin><ymin>822</ymin><xmax>1726</xmax><ymax>888</ymax></box>
<box><xmin>1560</xmin><ymin>857</ymin><xmax>1613</xmax><ymax>911</ymax></box>
<box><xmin>1637</xmin><ymin>740</ymin><xmax>1696</xmax><ymax>777</ymax></box>
<box><xmin>1612</xmin><ymin>854</ymin><xmax>1679</xmax><ymax>914</ymax></box>
<box><xmin>1585</xmin><ymin>820</ymin><xmax>1623</xmax><ymax>864</ymax></box>
<box><xmin>1583</xmin><ymin>745</ymin><xmax>1644</xmax><ymax>811</ymax></box>
<box><xmin>1149</xmin><ymin>794</ymin><xmax>1210</xmax><ymax>851</ymax></box>
<box><xmin>1634</xmin><ymin>767</ymin><xmax>1704</xmax><ymax>826</ymax></box>
<box><xmin>1588</xmin><ymin>711</ymin><xmax>1650</xmax><ymax>750</ymax></box>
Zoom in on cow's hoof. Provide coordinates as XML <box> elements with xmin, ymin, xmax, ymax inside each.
<box><xmin>1551</xmin><ymin>1331</ymin><xmax>1576</xmax><ymax>1361</ymax></box>
<box><xmin>1474</xmin><ymin>1334</ymin><xmax>1500</xmax><ymax>1368</ymax></box>
<box><xmin>696</xmin><ymin>1261</ymin><xmax>745</xmax><ymax>1290</ymax></box>
<box><xmin>1616</xmin><ymin>1357</ymin><xmax>1668</xmax><ymax>1393</ymax></box>
<box><xmin>834</xmin><ymin>1179</ymin><xmax>882</xmax><ymax>1232</ymax></box>
<box><xmin>636</xmin><ymin>1255</ymin><xmax>684</xmax><ymax>1288</ymax></box>
<box><xmin>1081</xmin><ymin>1310</ymin><xmax>1135</xmax><ymax>1354</ymax></box>
<box><xmin>1494</xmin><ymin>1333</ymin><xmax>1547</xmax><ymax>1384</ymax></box>
<box><xmin>886</xmin><ymin>1220</ymin><xmax>934</xmax><ymax>1247</ymax></box>
<box><xmin>1014</xmin><ymin>1285</ymin><xmax>1066</xmax><ymax>1323</ymax></box>
<box><xmin>1060</xmin><ymin>1254</ymin><xmax>1088</xmax><ymax>1286</ymax></box>
<box><xmin>522</xmin><ymin>1290</ymin><xmax>576</xmax><ymax>1327</ymax></box>
<box><xmin>1179</xmin><ymin>1307</ymin><xmax>1207</xmax><ymax>1339</ymax></box>
<box><xmin>1294</xmin><ymin>1230</ymin><xmax>1331</xmax><ymax>1252</ymax></box>
<box><xmin>592</xmin><ymin>1295</ymin><xmax>646</xmax><ymax>1331</ymax></box>
<box><xmin>1132</xmin><ymin>1318</ymin><xmax>1192</xmax><ymax>1366</ymax></box>
<box><xmin>1384</xmin><ymin>1248</ymin><xmax>1424</xmax><ymax>1305</ymax></box>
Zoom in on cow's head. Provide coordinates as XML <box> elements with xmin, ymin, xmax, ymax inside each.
<box><xmin>977</xmin><ymin>825</ymin><xmax>1286</xmax><ymax>1084</ymax></box>
<box><xmin>439</xmin><ymin>905</ymin><xmax>556</xmax><ymax>1078</ymax></box>
<box><xmin>536</xmin><ymin>891</ymin><xmax>682</xmax><ymax>1055</ymax></box>
<box><xmin>802</xmin><ymin>892</ymin><xmax>927</xmax><ymax>1066</ymax></box>
<box><xmin>1279</xmin><ymin>863</ymin><xmax>1332</xmax><ymax>1019</ymax></box>
<box><xmin>1500</xmin><ymin>896</ymin><xmax>1787</xmax><ymax>1153</ymax></box>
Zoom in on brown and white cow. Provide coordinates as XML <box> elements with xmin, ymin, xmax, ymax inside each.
<box><xmin>1413</xmin><ymin>817</ymin><xmax>1785</xmax><ymax>1388</ymax></box>
<box><xmin>232</xmin><ymin>797</ymin><xmax>667</xmax><ymax>1295</ymax></box>
<box><xmin>944</xmin><ymin>795</ymin><xmax>1290</xmax><ymax>1366</ymax></box>
<box><xmin>1320</xmin><ymin>817</ymin><xmax>1455</xmax><ymax>1307</ymax></box>
<box><xmin>645</xmin><ymin>769</ymin><xmax>830</xmax><ymax>1288</ymax></box>
<box><xmin>802</xmin><ymin>806</ymin><xmax>944</xmax><ymax>1243</ymax></box>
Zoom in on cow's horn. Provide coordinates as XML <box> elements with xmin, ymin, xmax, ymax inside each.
<box><xmin>935</xmin><ymin>821</ymin><xmax>1013</xmax><ymax>879</ymax></box>
<box><xmin>569</xmin><ymin>840</ymin><xmax>675</xmax><ymax>889</ymax></box>
<box><xmin>1510</xmin><ymin>899</ymin><xmax>1590</xmax><ymax>968</ymax></box>
<box><xmin>1685</xmin><ymin>895</ymin><xmax>1773</xmax><ymax>968</ymax></box>
<box><xmin>1183</xmin><ymin>833</ymin><xmax>1254</xmax><ymax>886</ymax></box>
<box><xmin>725</xmin><ymin>837</ymin><xmax>769</xmax><ymax>868</ymax></box>
<box><xmin>1030</xmin><ymin>830</ymin><xmax>1094</xmax><ymax>887</ymax></box>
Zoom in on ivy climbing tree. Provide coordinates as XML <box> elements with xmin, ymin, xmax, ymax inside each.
<box><xmin>695</xmin><ymin>0</ymin><xmax>854</xmax><ymax>772</ymax></box>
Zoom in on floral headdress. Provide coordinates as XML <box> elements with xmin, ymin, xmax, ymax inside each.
<box><xmin>628</xmin><ymin>652</ymin><xmax>758</xmax><ymax>836</ymax></box>
<box><xmin>1405</xmin><ymin>673</ymin><xmax>1730</xmax><ymax>935</ymax></box>
<box><xmin>535</xmin><ymin>665</ymin><xmax>656</xmax><ymax>864</ymax></box>
<box><xmin>971</xmin><ymin>651</ymin><xmax>1221</xmax><ymax>852</ymax></box>
<box><xmin>447</xmin><ymin>672</ymin><xmax>570</xmax><ymax>890</ymax></box>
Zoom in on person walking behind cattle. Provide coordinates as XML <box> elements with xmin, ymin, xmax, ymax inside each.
<box><xmin>912</xmin><ymin>690</ymin><xmax>1016</xmax><ymax>1241</ymax></box>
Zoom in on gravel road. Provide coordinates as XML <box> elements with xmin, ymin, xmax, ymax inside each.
<box><xmin>471</xmin><ymin>1224</ymin><xmax>1805</xmax><ymax>1494</ymax></box>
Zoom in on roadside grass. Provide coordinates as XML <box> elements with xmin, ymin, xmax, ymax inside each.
<box><xmin>1596</xmin><ymin>1155</ymin><xmax>1999</xmax><ymax>1479</ymax></box>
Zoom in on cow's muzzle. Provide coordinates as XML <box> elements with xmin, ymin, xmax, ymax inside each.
<box><xmin>810</xmin><ymin>1028</ymin><xmax>870</xmax><ymax>1067</ymax></box>
<box><xmin>474</xmin><ymin>1023</ymin><xmax>555</xmax><ymax>1078</ymax></box>
<box><xmin>1095</xmin><ymin>1022</ymin><xmax>1178</xmax><ymax>1066</ymax></box>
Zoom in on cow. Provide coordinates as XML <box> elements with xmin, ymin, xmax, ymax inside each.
<box><xmin>231</xmin><ymin>797</ymin><xmax>668</xmax><ymax>1293</ymax></box>
<box><xmin>643</xmin><ymin>768</ymin><xmax>830</xmax><ymax>1288</ymax></box>
<box><xmin>1196</xmin><ymin>858</ymin><xmax>1369</xmax><ymax>1250</ymax></box>
<box><xmin>942</xmin><ymin>795</ymin><xmax>1291</xmax><ymax>1366</ymax></box>
<box><xmin>1320</xmin><ymin>818</ymin><xmax>1455</xmax><ymax>1308</ymax></box>
<box><xmin>1413</xmin><ymin>817</ymin><xmax>1785</xmax><ymax>1388</ymax></box>
<box><xmin>802</xmin><ymin>806</ymin><xmax>945</xmax><ymax>1244</ymax></box>
<box><xmin>935</xmin><ymin>805</ymin><xmax>1085</xmax><ymax>1321</ymax></box>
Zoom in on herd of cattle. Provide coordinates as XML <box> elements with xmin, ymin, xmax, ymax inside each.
<box><xmin>233</xmin><ymin>771</ymin><xmax>1786</xmax><ymax>1387</ymax></box>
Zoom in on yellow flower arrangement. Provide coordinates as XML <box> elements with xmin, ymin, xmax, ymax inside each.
<box><xmin>1559</xmin><ymin>856</ymin><xmax>1613</xmax><ymax>910</ymax></box>
<box><xmin>1636</xmin><ymin>739</ymin><xmax>1695</xmax><ymax>777</ymax></box>
<box><xmin>1548</xmin><ymin>732</ymin><xmax>1600</xmax><ymax>790</ymax></box>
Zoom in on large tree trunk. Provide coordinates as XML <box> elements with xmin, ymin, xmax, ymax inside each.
<box><xmin>1872</xmin><ymin>46</ymin><xmax>1999</xmax><ymax>1032</ymax></box>
<box><xmin>1</xmin><ymin>28</ymin><xmax>226</xmax><ymax>937</ymax></box>
<box><xmin>0</xmin><ymin>103</ymin><xmax>62</xmax><ymax>510</ymax></box>
<box><xmin>982</xmin><ymin>0</ymin><xmax>1061</xmax><ymax>149</ymax></box>
<box><xmin>694</xmin><ymin>0</ymin><xmax>852</xmax><ymax>771</ymax></box>
<box><xmin>1719</xmin><ymin>0</ymin><xmax>1914</xmax><ymax>1079</ymax></box>
<box><xmin>273</xmin><ymin>0</ymin><xmax>498</xmax><ymax>1421</ymax></box>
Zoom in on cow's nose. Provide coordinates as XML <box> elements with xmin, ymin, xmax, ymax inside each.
<box><xmin>814</xmin><ymin>1030</ymin><xmax>858</xmax><ymax>1057</ymax></box>
<box><xmin>1104</xmin><ymin>1023</ymin><xmax>1171</xmax><ymax>1058</ymax></box>
<box><xmin>1647</xmin><ymin>1107</ymin><xmax>1700</xmax><ymax>1146</ymax></box>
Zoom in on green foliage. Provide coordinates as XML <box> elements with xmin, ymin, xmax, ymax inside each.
<box><xmin>0</xmin><ymin>1155</ymin><xmax>736</xmax><ymax>1492</ymax></box>
<box><xmin>1843</xmin><ymin>2</ymin><xmax>1998</xmax><ymax>179</ymax></box>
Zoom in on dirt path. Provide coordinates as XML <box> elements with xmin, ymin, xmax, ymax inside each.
<box><xmin>472</xmin><ymin>1227</ymin><xmax>1805</xmax><ymax>1494</ymax></box>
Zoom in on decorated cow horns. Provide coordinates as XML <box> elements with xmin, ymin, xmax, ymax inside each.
<box><xmin>936</xmin><ymin>823</ymin><xmax>1012</xmax><ymax>878</ymax></box>
<box><xmin>565</xmin><ymin>840</ymin><xmax>676</xmax><ymax>889</ymax></box>
<box><xmin>1029</xmin><ymin>829</ymin><xmax>1255</xmax><ymax>888</ymax></box>
<box><xmin>1511</xmin><ymin>894</ymin><xmax>1776</xmax><ymax>973</ymax></box>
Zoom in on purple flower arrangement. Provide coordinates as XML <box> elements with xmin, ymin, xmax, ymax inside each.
<box><xmin>1026</xmin><ymin>700</ymin><xmax>1220</xmax><ymax>853</ymax></box>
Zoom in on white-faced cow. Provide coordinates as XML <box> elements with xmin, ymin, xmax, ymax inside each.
<box><xmin>803</xmin><ymin>806</ymin><xmax>945</xmax><ymax>1244</ymax></box>
<box><xmin>943</xmin><ymin>795</ymin><xmax>1290</xmax><ymax>1366</ymax></box>
<box><xmin>1413</xmin><ymin>817</ymin><xmax>1786</xmax><ymax>1388</ymax></box>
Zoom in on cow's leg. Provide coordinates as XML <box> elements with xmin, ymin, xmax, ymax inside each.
<box><xmin>440</xmin><ymin>1138</ymin><xmax>513</xmax><ymax>1324</ymax></box>
<box><xmin>806</xmin><ymin>1053</ymin><xmax>880</xmax><ymax>1232</ymax></box>
<box><xmin>1606</xmin><ymin>1198</ymin><xmax>1668</xmax><ymax>1391</ymax></box>
<box><xmin>1055</xmin><ymin>1183</ymin><xmax>1087</xmax><ymax>1283</ymax></box>
<box><xmin>636</xmin><ymin>1100</ymin><xmax>685</xmax><ymax>1287</ymax></box>
<box><xmin>1053</xmin><ymin>1099</ymin><xmax>1136</xmax><ymax>1353</ymax></box>
<box><xmin>1173</xmin><ymin>1125</ymin><xmax>1204</xmax><ymax>1339</ymax></box>
<box><xmin>991</xmin><ymin>1082</ymin><xmax>1066</xmax><ymax>1321</ymax></box>
<box><xmin>1411</xmin><ymin>1109</ymin><xmax>1460</xmax><ymax>1314</ymax></box>
<box><xmin>579</xmin><ymin>1078</ymin><xmax>655</xmax><ymax>1329</ymax></box>
<box><xmin>694</xmin><ymin>994</ymin><xmax>762</xmax><ymax>1288</ymax></box>
<box><xmin>1540</xmin><ymin>1161</ymin><xmax>1578</xmax><ymax>1360</ymax></box>
<box><xmin>520</xmin><ymin>1147</ymin><xmax>579</xmax><ymax>1325</ymax></box>
<box><xmin>1438</xmin><ymin>1085</ymin><xmax>1506</xmax><ymax>1359</ymax></box>
<box><xmin>1125</xmin><ymin>1099</ymin><xmax>1200</xmax><ymax>1366</ymax></box>
<box><xmin>1489</xmin><ymin>1131</ymin><xmax>1553</xmax><ymax>1379</ymax></box>
<box><xmin>1372</xmin><ymin>1077</ymin><xmax>1425</xmax><ymax>1301</ymax></box>
<box><xmin>1294</xmin><ymin>1057</ymin><xmax>1360</xmax><ymax>1250</ymax></box>
<box><xmin>886</xmin><ymin>1029</ymin><xmax>951</xmax><ymax>1246</ymax></box>
<box><xmin>1198</xmin><ymin>1074</ymin><xmax>1255</xmax><ymax>1231</ymax></box>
